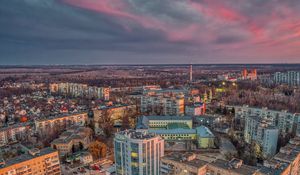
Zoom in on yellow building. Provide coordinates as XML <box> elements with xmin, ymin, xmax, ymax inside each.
<box><xmin>149</xmin><ymin>128</ymin><xmax>198</xmax><ymax>141</ymax></box>
<box><xmin>148</xmin><ymin>126</ymin><xmax>214</xmax><ymax>148</ymax></box>
<box><xmin>0</xmin><ymin>148</ymin><xmax>61</xmax><ymax>175</ymax></box>
<box><xmin>138</xmin><ymin>116</ymin><xmax>193</xmax><ymax>129</ymax></box>
<box><xmin>195</xmin><ymin>126</ymin><xmax>215</xmax><ymax>149</ymax></box>
<box><xmin>138</xmin><ymin>116</ymin><xmax>215</xmax><ymax>149</ymax></box>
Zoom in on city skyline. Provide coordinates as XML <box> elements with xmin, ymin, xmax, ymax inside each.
<box><xmin>1</xmin><ymin>0</ymin><xmax>300</xmax><ymax>65</ymax></box>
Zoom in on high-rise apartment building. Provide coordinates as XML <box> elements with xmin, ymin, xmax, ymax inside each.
<box><xmin>50</xmin><ymin>83</ymin><xmax>110</xmax><ymax>100</ymax></box>
<box><xmin>244</xmin><ymin>116</ymin><xmax>279</xmax><ymax>157</ymax></box>
<box><xmin>233</xmin><ymin>105</ymin><xmax>298</xmax><ymax>158</ymax></box>
<box><xmin>141</xmin><ymin>94</ymin><xmax>184</xmax><ymax>116</ymax></box>
<box><xmin>114</xmin><ymin>130</ymin><xmax>164</xmax><ymax>175</ymax></box>
<box><xmin>234</xmin><ymin>105</ymin><xmax>298</xmax><ymax>136</ymax></box>
<box><xmin>274</xmin><ymin>71</ymin><xmax>300</xmax><ymax>86</ymax></box>
<box><xmin>0</xmin><ymin>148</ymin><xmax>61</xmax><ymax>175</ymax></box>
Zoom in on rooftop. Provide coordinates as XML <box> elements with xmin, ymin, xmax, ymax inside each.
<box><xmin>115</xmin><ymin>130</ymin><xmax>159</xmax><ymax>140</ymax></box>
<box><xmin>148</xmin><ymin>128</ymin><xmax>197</xmax><ymax>135</ymax></box>
<box><xmin>1</xmin><ymin>147</ymin><xmax>57</xmax><ymax>168</ymax></box>
<box><xmin>167</xmin><ymin>123</ymin><xmax>190</xmax><ymax>129</ymax></box>
<box><xmin>0</xmin><ymin>122</ymin><xmax>31</xmax><ymax>132</ymax></box>
<box><xmin>196</xmin><ymin>126</ymin><xmax>214</xmax><ymax>138</ymax></box>
<box><xmin>143</xmin><ymin>115</ymin><xmax>192</xmax><ymax>121</ymax></box>
<box><xmin>35</xmin><ymin>112</ymin><xmax>87</xmax><ymax>122</ymax></box>
<box><xmin>209</xmin><ymin>159</ymin><xmax>258</xmax><ymax>175</ymax></box>
<box><xmin>51</xmin><ymin>127</ymin><xmax>92</xmax><ymax>145</ymax></box>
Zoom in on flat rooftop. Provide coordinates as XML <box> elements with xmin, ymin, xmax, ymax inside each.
<box><xmin>1</xmin><ymin>147</ymin><xmax>57</xmax><ymax>168</ymax></box>
<box><xmin>35</xmin><ymin>112</ymin><xmax>87</xmax><ymax>122</ymax></box>
<box><xmin>115</xmin><ymin>130</ymin><xmax>158</xmax><ymax>140</ymax></box>
<box><xmin>209</xmin><ymin>159</ymin><xmax>258</xmax><ymax>175</ymax></box>
<box><xmin>144</xmin><ymin>115</ymin><xmax>192</xmax><ymax>121</ymax></box>
<box><xmin>161</xmin><ymin>152</ymin><xmax>209</xmax><ymax>169</ymax></box>
<box><xmin>149</xmin><ymin>128</ymin><xmax>196</xmax><ymax>135</ymax></box>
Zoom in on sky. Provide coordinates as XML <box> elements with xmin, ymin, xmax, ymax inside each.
<box><xmin>1</xmin><ymin>0</ymin><xmax>300</xmax><ymax>65</ymax></box>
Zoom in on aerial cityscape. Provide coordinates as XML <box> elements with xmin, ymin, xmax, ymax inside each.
<box><xmin>1</xmin><ymin>0</ymin><xmax>300</xmax><ymax>175</ymax></box>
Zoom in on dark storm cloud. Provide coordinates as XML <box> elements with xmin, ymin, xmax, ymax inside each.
<box><xmin>0</xmin><ymin>0</ymin><xmax>300</xmax><ymax>64</ymax></box>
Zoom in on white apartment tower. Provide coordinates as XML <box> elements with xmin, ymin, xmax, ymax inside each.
<box><xmin>244</xmin><ymin>116</ymin><xmax>279</xmax><ymax>158</ymax></box>
<box><xmin>274</xmin><ymin>71</ymin><xmax>300</xmax><ymax>86</ymax></box>
<box><xmin>114</xmin><ymin>130</ymin><xmax>164</xmax><ymax>175</ymax></box>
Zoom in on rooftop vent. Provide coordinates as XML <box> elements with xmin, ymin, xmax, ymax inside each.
<box><xmin>29</xmin><ymin>148</ymin><xmax>40</xmax><ymax>156</ymax></box>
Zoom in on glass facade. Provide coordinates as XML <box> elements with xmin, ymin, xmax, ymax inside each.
<box><xmin>114</xmin><ymin>131</ymin><xmax>163</xmax><ymax>175</ymax></box>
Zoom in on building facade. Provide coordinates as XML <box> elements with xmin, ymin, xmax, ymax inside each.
<box><xmin>0</xmin><ymin>123</ymin><xmax>31</xmax><ymax>147</ymax></box>
<box><xmin>137</xmin><ymin>116</ymin><xmax>215</xmax><ymax>149</ymax></box>
<box><xmin>114</xmin><ymin>130</ymin><xmax>164</xmax><ymax>175</ymax></box>
<box><xmin>234</xmin><ymin>105</ymin><xmax>298</xmax><ymax>136</ymax></box>
<box><xmin>51</xmin><ymin>126</ymin><xmax>93</xmax><ymax>156</ymax></box>
<box><xmin>244</xmin><ymin>116</ymin><xmax>279</xmax><ymax>158</ymax></box>
<box><xmin>141</xmin><ymin>94</ymin><xmax>185</xmax><ymax>116</ymax></box>
<box><xmin>185</xmin><ymin>103</ymin><xmax>206</xmax><ymax>116</ymax></box>
<box><xmin>50</xmin><ymin>83</ymin><xmax>110</xmax><ymax>100</ymax></box>
<box><xmin>241</xmin><ymin>69</ymin><xmax>257</xmax><ymax>80</ymax></box>
<box><xmin>161</xmin><ymin>152</ymin><xmax>261</xmax><ymax>175</ymax></box>
<box><xmin>35</xmin><ymin>112</ymin><xmax>88</xmax><ymax>136</ymax></box>
<box><xmin>137</xmin><ymin>116</ymin><xmax>193</xmax><ymax>129</ymax></box>
<box><xmin>0</xmin><ymin>148</ymin><xmax>61</xmax><ymax>175</ymax></box>
<box><xmin>274</xmin><ymin>71</ymin><xmax>300</xmax><ymax>86</ymax></box>
<box><xmin>264</xmin><ymin>137</ymin><xmax>300</xmax><ymax>175</ymax></box>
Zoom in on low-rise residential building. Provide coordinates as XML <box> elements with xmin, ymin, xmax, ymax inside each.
<box><xmin>51</xmin><ymin>126</ymin><xmax>92</xmax><ymax>156</ymax></box>
<box><xmin>0</xmin><ymin>147</ymin><xmax>61</xmax><ymax>175</ymax></box>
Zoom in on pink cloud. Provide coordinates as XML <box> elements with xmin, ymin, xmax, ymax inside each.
<box><xmin>64</xmin><ymin>0</ymin><xmax>165</xmax><ymax>31</ymax></box>
<box><xmin>189</xmin><ymin>0</ymin><xmax>264</xmax><ymax>38</ymax></box>
<box><xmin>63</xmin><ymin>0</ymin><xmax>300</xmax><ymax>56</ymax></box>
<box><xmin>63</xmin><ymin>0</ymin><xmax>213</xmax><ymax>43</ymax></box>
